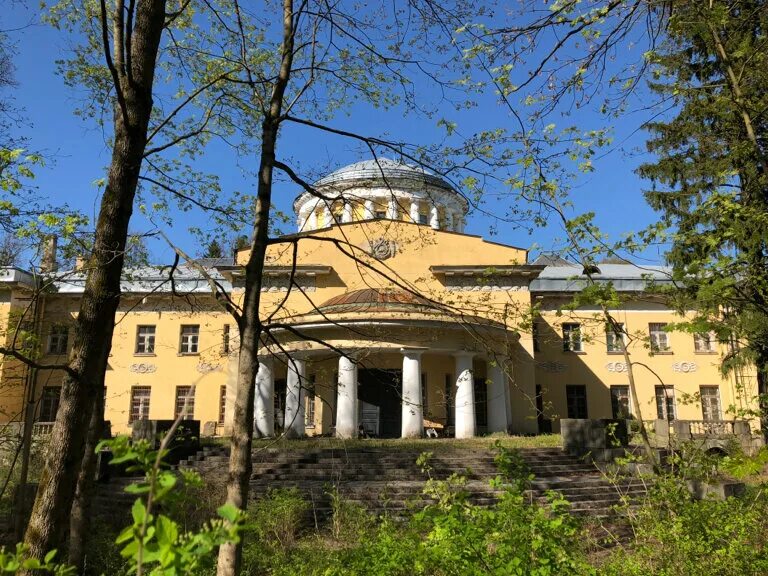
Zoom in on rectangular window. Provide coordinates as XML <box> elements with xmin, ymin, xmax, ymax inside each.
<box><xmin>562</xmin><ymin>323</ymin><xmax>582</xmax><ymax>352</ymax></box>
<box><xmin>649</xmin><ymin>323</ymin><xmax>670</xmax><ymax>352</ymax></box>
<box><xmin>655</xmin><ymin>385</ymin><xmax>675</xmax><ymax>420</ymax></box>
<box><xmin>694</xmin><ymin>332</ymin><xmax>715</xmax><ymax>353</ymax></box>
<box><xmin>700</xmin><ymin>386</ymin><xmax>721</xmax><ymax>421</ymax></box>
<box><xmin>222</xmin><ymin>324</ymin><xmax>231</xmax><ymax>354</ymax></box>
<box><xmin>47</xmin><ymin>325</ymin><xmax>69</xmax><ymax>355</ymax></box>
<box><xmin>606</xmin><ymin>323</ymin><xmax>626</xmax><ymax>353</ymax></box>
<box><xmin>179</xmin><ymin>325</ymin><xmax>200</xmax><ymax>354</ymax></box>
<box><xmin>473</xmin><ymin>378</ymin><xmax>488</xmax><ymax>427</ymax></box>
<box><xmin>610</xmin><ymin>385</ymin><xmax>631</xmax><ymax>419</ymax></box>
<box><xmin>129</xmin><ymin>386</ymin><xmax>151</xmax><ymax>424</ymax></box>
<box><xmin>174</xmin><ymin>386</ymin><xmax>195</xmax><ymax>420</ymax></box>
<box><xmin>374</xmin><ymin>210</ymin><xmax>386</xmax><ymax>219</ymax></box>
<box><xmin>418</xmin><ymin>213</ymin><xmax>428</xmax><ymax>225</ymax></box>
<box><xmin>532</xmin><ymin>321</ymin><xmax>540</xmax><ymax>352</ymax></box>
<box><xmin>421</xmin><ymin>373</ymin><xmax>428</xmax><ymax>416</ymax></box>
<box><xmin>218</xmin><ymin>385</ymin><xmax>227</xmax><ymax>425</ymax></box>
<box><xmin>305</xmin><ymin>375</ymin><xmax>316</xmax><ymax>427</ymax></box>
<box><xmin>135</xmin><ymin>325</ymin><xmax>156</xmax><ymax>354</ymax></box>
<box><xmin>38</xmin><ymin>386</ymin><xmax>61</xmax><ymax>422</ymax></box>
<box><xmin>566</xmin><ymin>385</ymin><xmax>588</xmax><ymax>418</ymax></box>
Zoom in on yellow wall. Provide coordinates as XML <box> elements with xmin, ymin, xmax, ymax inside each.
<box><xmin>0</xmin><ymin>218</ymin><xmax>760</xmax><ymax>437</ymax></box>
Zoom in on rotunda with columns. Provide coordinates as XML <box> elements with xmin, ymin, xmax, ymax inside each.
<box><xmin>294</xmin><ymin>158</ymin><xmax>469</xmax><ymax>233</ymax></box>
<box><xmin>233</xmin><ymin>158</ymin><xmax>542</xmax><ymax>440</ymax></box>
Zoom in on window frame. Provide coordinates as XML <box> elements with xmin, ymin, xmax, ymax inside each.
<box><xmin>648</xmin><ymin>323</ymin><xmax>671</xmax><ymax>353</ymax></box>
<box><xmin>304</xmin><ymin>374</ymin><xmax>316</xmax><ymax>428</ymax></box>
<box><xmin>218</xmin><ymin>385</ymin><xmax>227</xmax><ymax>425</ymax></box>
<box><xmin>38</xmin><ymin>386</ymin><xmax>61</xmax><ymax>422</ymax></box>
<box><xmin>222</xmin><ymin>324</ymin><xmax>231</xmax><ymax>354</ymax></box>
<box><xmin>700</xmin><ymin>385</ymin><xmax>722</xmax><ymax>421</ymax></box>
<box><xmin>562</xmin><ymin>323</ymin><xmax>583</xmax><ymax>352</ymax></box>
<box><xmin>610</xmin><ymin>385</ymin><xmax>632</xmax><ymax>419</ymax></box>
<box><xmin>566</xmin><ymin>384</ymin><xmax>588</xmax><ymax>419</ymax></box>
<box><xmin>606</xmin><ymin>322</ymin><xmax>626</xmax><ymax>353</ymax></box>
<box><xmin>174</xmin><ymin>386</ymin><xmax>195</xmax><ymax>420</ymax></box>
<box><xmin>694</xmin><ymin>332</ymin><xmax>716</xmax><ymax>354</ymax></box>
<box><xmin>129</xmin><ymin>386</ymin><xmax>152</xmax><ymax>424</ymax></box>
<box><xmin>179</xmin><ymin>324</ymin><xmax>200</xmax><ymax>355</ymax></box>
<box><xmin>135</xmin><ymin>325</ymin><xmax>156</xmax><ymax>355</ymax></box>
<box><xmin>47</xmin><ymin>325</ymin><xmax>69</xmax><ymax>355</ymax></box>
<box><xmin>655</xmin><ymin>385</ymin><xmax>676</xmax><ymax>420</ymax></box>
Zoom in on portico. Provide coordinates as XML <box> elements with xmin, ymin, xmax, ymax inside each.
<box><xmin>251</xmin><ymin>292</ymin><xmax>517</xmax><ymax>439</ymax></box>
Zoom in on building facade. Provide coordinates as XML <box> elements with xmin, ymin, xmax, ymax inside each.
<box><xmin>0</xmin><ymin>160</ymin><xmax>760</xmax><ymax>438</ymax></box>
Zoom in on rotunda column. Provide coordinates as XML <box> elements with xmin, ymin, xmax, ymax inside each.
<box><xmin>307</xmin><ymin>208</ymin><xmax>318</xmax><ymax>230</ymax></box>
<box><xmin>456</xmin><ymin>214</ymin><xmax>465</xmax><ymax>234</ymax></box>
<box><xmin>343</xmin><ymin>201</ymin><xmax>354</xmax><ymax>223</ymax></box>
<box><xmin>430</xmin><ymin>204</ymin><xmax>440</xmax><ymax>230</ymax></box>
<box><xmin>284</xmin><ymin>356</ymin><xmax>307</xmax><ymax>438</ymax></box>
<box><xmin>336</xmin><ymin>354</ymin><xmax>358</xmax><ymax>439</ymax></box>
<box><xmin>364</xmin><ymin>199</ymin><xmax>374</xmax><ymax>220</ymax></box>
<box><xmin>297</xmin><ymin>211</ymin><xmax>307</xmax><ymax>232</ymax></box>
<box><xmin>445</xmin><ymin>209</ymin><xmax>455</xmax><ymax>231</ymax></box>
<box><xmin>388</xmin><ymin>196</ymin><xmax>398</xmax><ymax>220</ymax></box>
<box><xmin>486</xmin><ymin>357</ymin><xmax>509</xmax><ymax>433</ymax></box>
<box><xmin>322</xmin><ymin>203</ymin><xmax>332</xmax><ymax>228</ymax></box>
<box><xmin>401</xmin><ymin>348</ymin><xmax>425</xmax><ymax>438</ymax></box>
<box><xmin>454</xmin><ymin>351</ymin><xmax>476</xmax><ymax>438</ymax></box>
<box><xmin>254</xmin><ymin>356</ymin><xmax>275</xmax><ymax>438</ymax></box>
<box><xmin>410</xmin><ymin>200</ymin><xmax>420</xmax><ymax>223</ymax></box>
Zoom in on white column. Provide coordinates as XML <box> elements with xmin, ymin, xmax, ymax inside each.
<box><xmin>307</xmin><ymin>209</ymin><xmax>318</xmax><ymax>230</ymax></box>
<box><xmin>284</xmin><ymin>357</ymin><xmax>306</xmax><ymax>438</ymax></box>
<box><xmin>254</xmin><ymin>357</ymin><xmax>275</xmax><ymax>438</ymax></box>
<box><xmin>486</xmin><ymin>358</ymin><xmax>508</xmax><ymax>433</ymax></box>
<box><xmin>336</xmin><ymin>354</ymin><xmax>358</xmax><ymax>438</ymax></box>
<box><xmin>364</xmin><ymin>199</ymin><xmax>374</xmax><ymax>220</ymax></box>
<box><xmin>456</xmin><ymin>213</ymin><xmax>465</xmax><ymax>234</ymax></box>
<box><xmin>388</xmin><ymin>196</ymin><xmax>398</xmax><ymax>220</ymax></box>
<box><xmin>430</xmin><ymin>204</ymin><xmax>439</xmax><ymax>230</ymax></box>
<box><xmin>342</xmin><ymin>202</ymin><xmax>354</xmax><ymax>223</ymax></box>
<box><xmin>454</xmin><ymin>352</ymin><xmax>476</xmax><ymax>438</ymax></box>
<box><xmin>322</xmin><ymin>204</ymin><xmax>332</xmax><ymax>227</ymax></box>
<box><xmin>409</xmin><ymin>200</ymin><xmax>420</xmax><ymax>223</ymax></box>
<box><xmin>401</xmin><ymin>349</ymin><xmax>424</xmax><ymax>438</ymax></box>
<box><xmin>297</xmin><ymin>211</ymin><xmax>307</xmax><ymax>232</ymax></box>
<box><xmin>446</xmin><ymin>209</ymin><xmax>455</xmax><ymax>231</ymax></box>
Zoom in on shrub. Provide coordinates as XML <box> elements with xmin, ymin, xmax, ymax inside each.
<box><xmin>247</xmin><ymin>487</ymin><xmax>310</xmax><ymax>550</ymax></box>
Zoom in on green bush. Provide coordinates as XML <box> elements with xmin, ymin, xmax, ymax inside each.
<box><xmin>247</xmin><ymin>487</ymin><xmax>310</xmax><ymax>550</ymax></box>
<box><xmin>600</xmin><ymin>477</ymin><xmax>768</xmax><ymax>576</ymax></box>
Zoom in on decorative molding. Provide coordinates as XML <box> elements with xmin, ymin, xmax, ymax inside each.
<box><xmin>444</xmin><ymin>275</ymin><xmax>527</xmax><ymax>292</ymax></box>
<box><xmin>368</xmin><ymin>238</ymin><xmax>397</xmax><ymax>260</ymax></box>
<box><xmin>129</xmin><ymin>363</ymin><xmax>157</xmax><ymax>374</ymax></box>
<box><xmin>672</xmin><ymin>361</ymin><xmax>697</xmax><ymax>373</ymax></box>
<box><xmin>606</xmin><ymin>361</ymin><xmax>629</xmax><ymax>373</ymax></box>
<box><xmin>260</xmin><ymin>276</ymin><xmax>316</xmax><ymax>293</ymax></box>
<box><xmin>537</xmin><ymin>361</ymin><xmax>567</xmax><ymax>373</ymax></box>
<box><xmin>197</xmin><ymin>362</ymin><xmax>221</xmax><ymax>373</ymax></box>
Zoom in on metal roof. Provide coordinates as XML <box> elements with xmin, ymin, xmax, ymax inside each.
<box><xmin>530</xmin><ymin>263</ymin><xmax>672</xmax><ymax>293</ymax></box>
<box><xmin>53</xmin><ymin>264</ymin><xmax>232</xmax><ymax>294</ymax></box>
<box><xmin>314</xmin><ymin>158</ymin><xmax>457</xmax><ymax>192</ymax></box>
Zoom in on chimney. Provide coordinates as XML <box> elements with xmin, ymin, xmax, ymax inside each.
<box><xmin>40</xmin><ymin>236</ymin><xmax>58</xmax><ymax>273</ymax></box>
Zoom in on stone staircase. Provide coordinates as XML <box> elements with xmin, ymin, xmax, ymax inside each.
<box><xmin>171</xmin><ymin>445</ymin><xmax>647</xmax><ymax>520</ymax></box>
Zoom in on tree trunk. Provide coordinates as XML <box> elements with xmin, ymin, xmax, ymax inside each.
<box><xmin>22</xmin><ymin>0</ymin><xmax>166</xmax><ymax>565</ymax></box>
<box><xmin>216</xmin><ymin>1</ymin><xmax>297</xmax><ymax>574</ymax></box>
<box><xmin>67</xmin><ymin>392</ymin><xmax>103</xmax><ymax>571</ymax></box>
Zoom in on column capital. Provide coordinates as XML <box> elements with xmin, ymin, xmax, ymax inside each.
<box><xmin>400</xmin><ymin>347</ymin><xmax>427</xmax><ymax>358</ymax></box>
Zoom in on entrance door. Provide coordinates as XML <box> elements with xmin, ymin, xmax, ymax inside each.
<box><xmin>357</xmin><ymin>369</ymin><xmax>402</xmax><ymax>438</ymax></box>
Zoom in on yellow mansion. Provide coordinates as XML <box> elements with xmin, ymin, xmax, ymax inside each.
<box><xmin>0</xmin><ymin>160</ymin><xmax>760</xmax><ymax>438</ymax></box>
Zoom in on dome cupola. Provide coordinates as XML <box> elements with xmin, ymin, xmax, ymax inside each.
<box><xmin>294</xmin><ymin>158</ymin><xmax>468</xmax><ymax>233</ymax></box>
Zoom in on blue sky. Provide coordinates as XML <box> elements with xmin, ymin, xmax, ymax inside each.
<box><xmin>3</xmin><ymin>2</ymin><xmax>668</xmax><ymax>266</ymax></box>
